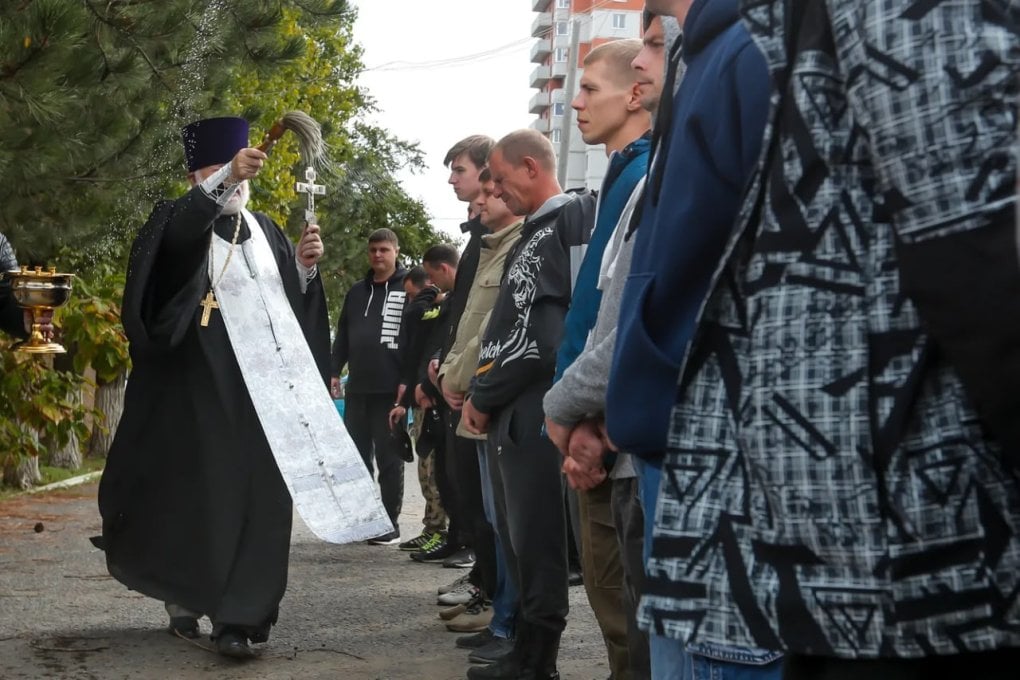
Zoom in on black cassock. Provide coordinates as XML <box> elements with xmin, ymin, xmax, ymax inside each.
<box><xmin>97</xmin><ymin>187</ymin><xmax>330</xmax><ymax>639</ymax></box>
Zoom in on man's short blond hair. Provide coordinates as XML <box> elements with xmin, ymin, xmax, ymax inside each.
<box><xmin>492</xmin><ymin>129</ymin><xmax>556</xmax><ymax>173</ymax></box>
<box><xmin>583</xmin><ymin>38</ymin><xmax>643</xmax><ymax>88</ymax></box>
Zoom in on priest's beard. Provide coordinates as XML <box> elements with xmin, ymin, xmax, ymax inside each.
<box><xmin>221</xmin><ymin>181</ymin><xmax>251</xmax><ymax>215</ymax></box>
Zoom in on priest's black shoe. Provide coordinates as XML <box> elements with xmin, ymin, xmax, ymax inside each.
<box><xmin>167</xmin><ymin>616</ymin><xmax>200</xmax><ymax>639</ymax></box>
<box><xmin>215</xmin><ymin>630</ymin><xmax>254</xmax><ymax>660</ymax></box>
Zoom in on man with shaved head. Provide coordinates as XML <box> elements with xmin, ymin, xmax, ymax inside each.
<box><xmin>461</xmin><ymin>129</ymin><xmax>595</xmax><ymax>680</ymax></box>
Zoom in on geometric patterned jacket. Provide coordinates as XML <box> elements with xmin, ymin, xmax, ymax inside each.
<box><xmin>639</xmin><ymin>0</ymin><xmax>1020</xmax><ymax>658</ymax></box>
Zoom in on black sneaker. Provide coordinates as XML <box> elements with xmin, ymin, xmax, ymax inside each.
<box><xmin>398</xmin><ymin>530</ymin><xmax>443</xmax><ymax>552</ymax></box>
<box><xmin>468</xmin><ymin>635</ymin><xmax>514</xmax><ymax>664</ymax></box>
<box><xmin>456</xmin><ymin>628</ymin><xmax>494</xmax><ymax>649</ymax></box>
<box><xmin>442</xmin><ymin>547</ymin><xmax>476</xmax><ymax>569</ymax></box>
<box><xmin>410</xmin><ymin>539</ymin><xmax>461</xmax><ymax>563</ymax></box>
<box><xmin>367</xmin><ymin>530</ymin><xmax>401</xmax><ymax>546</ymax></box>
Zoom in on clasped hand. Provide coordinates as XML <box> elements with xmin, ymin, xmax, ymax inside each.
<box><xmin>545</xmin><ymin>416</ymin><xmax>609</xmax><ymax>491</ymax></box>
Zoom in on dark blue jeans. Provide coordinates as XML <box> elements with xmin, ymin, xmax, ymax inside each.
<box><xmin>477</xmin><ymin>440</ymin><xmax>519</xmax><ymax>639</ymax></box>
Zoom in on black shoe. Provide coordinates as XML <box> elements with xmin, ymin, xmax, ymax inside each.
<box><xmin>456</xmin><ymin>629</ymin><xmax>495</xmax><ymax>649</ymax></box>
<box><xmin>468</xmin><ymin>636</ymin><xmax>514</xmax><ymax>664</ymax></box>
<box><xmin>167</xmin><ymin>616</ymin><xmax>200</xmax><ymax>639</ymax></box>
<box><xmin>567</xmin><ymin>568</ymin><xmax>583</xmax><ymax>587</ymax></box>
<box><xmin>215</xmin><ymin>630</ymin><xmax>254</xmax><ymax>659</ymax></box>
<box><xmin>466</xmin><ymin>650</ymin><xmax>522</xmax><ymax>679</ymax></box>
<box><xmin>367</xmin><ymin>530</ymin><xmax>401</xmax><ymax>546</ymax></box>
<box><xmin>410</xmin><ymin>539</ymin><xmax>460</xmax><ymax>563</ymax></box>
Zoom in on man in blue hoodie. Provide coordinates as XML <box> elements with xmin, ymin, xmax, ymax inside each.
<box><xmin>543</xmin><ymin>37</ymin><xmax>651</xmax><ymax>680</ymax></box>
<box><xmin>604</xmin><ymin>1</ymin><xmax>779</xmax><ymax>679</ymax></box>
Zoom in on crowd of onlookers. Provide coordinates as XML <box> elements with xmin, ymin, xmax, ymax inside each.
<box><xmin>330</xmin><ymin>2</ymin><xmax>1020</xmax><ymax>680</ymax></box>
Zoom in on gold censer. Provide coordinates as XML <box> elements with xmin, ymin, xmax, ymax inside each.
<box><xmin>4</xmin><ymin>265</ymin><xmax>73</xmax><ymax>354</ymax></box>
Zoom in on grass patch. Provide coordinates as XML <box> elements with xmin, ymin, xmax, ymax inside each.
<box><xmin>0</xmin><ymin>457</ymin><xmax>106</xmax><ymax>501</ymax></box>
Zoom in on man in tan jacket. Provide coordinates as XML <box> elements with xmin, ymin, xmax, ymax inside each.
<box><xmin>439</xmin><ymin>166</ymin><xmax>525</xmax><ymax>665</ymax></box>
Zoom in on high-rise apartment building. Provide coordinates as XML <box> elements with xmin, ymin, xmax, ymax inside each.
<box><xmin>529</xmin><ymin>0</ymin><xmax>644</xmax><ymax>190</ymax></box>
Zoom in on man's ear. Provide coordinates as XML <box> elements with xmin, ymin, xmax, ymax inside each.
<box><xmin>627</xmin><ymin>83</ymin><xmax>644</xmax><ymax>111</ymax></box>
<box><xmin>523</xmin><ymin>156</ymin><xmax>540</xmax><ymax>177</ymax></box>
<box><xmin>187</xmin><ymin>172</ymin><xmax>197</xmax><ymax>187</ymax></box>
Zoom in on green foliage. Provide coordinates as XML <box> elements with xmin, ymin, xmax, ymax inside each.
<box><xmin>1</xmin><ymin>0</ymin><xmax>443</xmax><ymax>317</ymax></box>
<box><xmin>223</xmin><ymin>5</ymin><xmax>444</xmax><ymax>318</ymax></box>
<box><xmin>56</xmin><ymin>256</ymin><xmax>130</xmax><ymax>384</ymax></box>
<box><xmin>0</xmin><ymin>341</ymin><xmax>93</xmax><ymax>468</ymax></box>
<box><xmin>0</xmin><ymin>1</ymin><xmax>446</xmax><ymax>486</ymax></box>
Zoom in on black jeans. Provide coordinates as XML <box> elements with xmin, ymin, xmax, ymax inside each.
<box><xmin>445</xmin><ymin>409</ymin><xmax>497</xmax><ymax>597</ymax></box>
<box><xmin>344</xmin><ymin>393</ymin><xmax>405</xmax><ymax>528</ymax></box>
<box><xmin>487</xmin><ymin>388</ymin><xmax>568</xmax><ymax>635</ymax></box>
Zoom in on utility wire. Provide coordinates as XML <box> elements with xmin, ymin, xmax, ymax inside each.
<box><xmin>363</xmin><ymin>0</ymin><xmax>626</xmax><ymax>72</ymax></box>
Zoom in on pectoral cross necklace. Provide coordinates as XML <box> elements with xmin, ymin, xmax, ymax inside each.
<box><xmin>201</xmin><ymin>212</ymin><xmax>242</xmax><ymax>327</ymax></box>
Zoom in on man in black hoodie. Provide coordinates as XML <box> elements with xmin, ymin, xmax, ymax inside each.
<box><xmin>331</xmin><ymin>228</ymin><xmax>408</xmax><ymax>545</ymax></box>
<box><xmin>462</xmin><ymin>129</ymin><xmax>596</xmax><ymax>680</ymax></box>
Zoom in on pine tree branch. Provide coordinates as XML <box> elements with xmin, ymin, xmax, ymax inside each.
<box><xmin>290</xmin><ymin>0</ymin><xmax>350</xmax><ymax>19</ymax></box>
<box><xmin>13</xmin><ymin>109</ymin><xmax>163</xmax><ymax>198</ymax></box>
<box><xmin>82</xmin><ymin>0</ymin><xmax>173</xmax><ymax>92</ymax></box>
<box><xmin>127</xmin><ymin>35</ymin><xmax>173</xmax><ymax>92</ymax></box>
<box><xmin>1</xmin><ymin>39</ymin><xmax>45</xmax><ymax>80</ymax></box>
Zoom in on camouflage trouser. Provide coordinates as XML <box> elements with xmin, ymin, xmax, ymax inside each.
<box><xmin>412</xmin><ymin>407</ymin><xmax>447</xmax><ymax>533</ymax></box>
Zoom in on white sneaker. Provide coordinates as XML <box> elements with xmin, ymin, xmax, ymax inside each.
<box><xmin>437</xmin><ymin>583</ymin><xmax>479</xmax><ymax>606</ymax></box>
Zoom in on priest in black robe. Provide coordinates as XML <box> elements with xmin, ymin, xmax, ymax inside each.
<box><xmin>96</xmin><ymin>116</ymin><xmax>331</xmax><ymax>659</ymax></box>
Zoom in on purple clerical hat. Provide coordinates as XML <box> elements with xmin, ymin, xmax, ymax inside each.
<box><xmin>181</xmin><ymin>116</ymin><xmax>250</xmax><ymax>172</ymax></box>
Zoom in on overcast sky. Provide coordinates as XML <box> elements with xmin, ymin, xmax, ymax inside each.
<box><xmin>352</xmin><ymin>2</ymin><xmax>537</xmax><ymax>242</ymax></box>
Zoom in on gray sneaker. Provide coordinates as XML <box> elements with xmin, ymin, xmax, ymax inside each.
<box><xmin>438</xmin><ymin>573</ymin><xmax>471</xmax><ymax>595</ymax></box>
<box><xmin>442</xmin><ymin>547</ymin><xmax>475</xmax><ymax>569</ymax></box>
<box><xmin>468</xmin><ymin>635</ymin><xmax>514</xmax><ymax>664</ymax></box>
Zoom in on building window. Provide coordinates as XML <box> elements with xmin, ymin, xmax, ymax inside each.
<box><xmin>557</xmin><ymin>0</ymin><xmax>570</xmax><ymax>7</ymax></box>
<box><xmin>611</xmin><ymin>13</ymin><xmax>626</xmax><ymax>29</ymax></box>
<box><xmin>552</xmin><ymin>102</ymin><xmax>566</xmax><ymax>117</ymax></box>
<box><xmin>551</xmin><ymin>129</ymin><xmax>562</xmax><ymax>144</ymax></box>
<box><xmin>554</xmin><ymin>47</ymin><xmax>569</xmax><ymax>63</ymax></box>
<box><xmin>556</xmin><ymin>21</ymin><xmax>569</xmax><ymax>36</ymax></box>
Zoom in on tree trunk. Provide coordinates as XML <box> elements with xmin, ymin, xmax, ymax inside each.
<box><xmin>47</xmin><ymin>384</ymin><xmax>83</xmax><ymax>470</ymax></box>
<box><xmin>3</xmin><ymin>430</ymin><xmax>42</xmax><ymax>489</ymax></box>
<box><xmin>87</xmin><ymin>373</ymin><xmax>126</xmax><ymax>459</ymax></box>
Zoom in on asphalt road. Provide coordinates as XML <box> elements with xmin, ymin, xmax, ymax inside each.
<box><xmin>0</xmin><ymin>463</ymin><xmax>608</xmax><ymax>680</ymax></box>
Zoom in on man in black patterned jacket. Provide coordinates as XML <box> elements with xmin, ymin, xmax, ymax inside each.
<box><xmin>641</xmin><ymin>2</ymin><xmax>1020</xmax><ymax>679</ymax></box>
<box><xmin>462</xmin><ymin>129</ymin><xmax>595</xmax><ymax>680</ymax></box>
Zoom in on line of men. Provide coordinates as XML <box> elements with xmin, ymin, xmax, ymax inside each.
<box><xmin>98</xmin><ymin>0</ymin><xmax>1017</xmax><ymax>674</ymax></box>
<box><xmin>330</xmin><ymin>19</ymin><xmax>661</xmax><ymax>680</ymax></box>
<box><xmin>336</xmin><ymin>0</ymin><xmax>1020</xmax><ymax>679</ymax></box>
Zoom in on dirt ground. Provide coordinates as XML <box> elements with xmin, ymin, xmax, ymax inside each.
<box><xmin>0</xmin><ymin>465</ymin><xmax>608</xmax><ymax>680</ymax></box>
